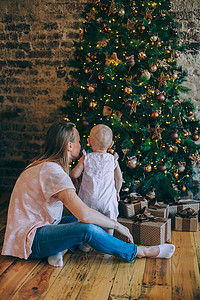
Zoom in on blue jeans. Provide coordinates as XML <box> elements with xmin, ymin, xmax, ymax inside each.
<box><xmin>30</xmin><ymin>216</ymin><xmax>137</xmax><ymax>262</ymax></box>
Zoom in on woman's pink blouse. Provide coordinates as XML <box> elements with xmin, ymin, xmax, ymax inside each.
<box><xmin>1</xmin><ymin>162</ymin><xmax>75</xmax><ymax>259</ymax></box>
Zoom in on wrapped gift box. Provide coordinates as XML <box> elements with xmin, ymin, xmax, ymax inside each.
<box><xmin>119</xmin><ymin>193</ymin><xmax>148</xmax><ymax>218</ymax></box>
<box><xmin>174</xmin><ymin>208</ymin><xmax>198</xmax><ymax>232</ymax></box>
<box><xmin>169</xmin><ymin>201</ymin><xmax>199</xmax><ymax>228</ymax></box>
<box><xmin>116</xmin><ymin>217</ymin><xmax>171</xmax><ymax>246</ymax></box>
<box><xmin>175</xmin><ymin>215</ymin><xmax>198</xmax><ymax>232</ymax></box>
<box><xmin>148</xmin><ymin>203</ymin><xmax>169</xmax><ymax>218</ymax></box>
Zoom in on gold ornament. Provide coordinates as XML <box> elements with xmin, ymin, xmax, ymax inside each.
<box><xmin>118</xmin><ymin>7</ymin><xmax>125</xmax><ymax>16</ymax></box>
<box><xmin>104</xmin><ymin>26</ymin><xmax>112</xmax><ymax>33</ymax></box>
<box><xmin>124</xmin><ymin>87</ymin><xmax>133</xmax><ymax>94</ymax></box>
<box><xmin>150</xmin><ymin>35</ymin><xmax>158</xmax><ymax>42</ymax></box>
<box><xmin>144</xmin><ymin>165</ymin><xmax>152</xmax><ymax>172</ymax></box>
<box><xmin>107</xmin><ymin>148</ymin><xmax>115</xmax><ymax>154</ymax></box>
<box><xmin>132</xmin><ymin>7</ymin><xmax>138</xmax><ymax>15</ymax></box>
<box><xmin>138</xmin><ymin>50</ymin><xmax>146</xmax><ymax>59</ymax></box>
<box><xmin>140</xmin><ymin>94</ymin><xmax>147</xmax><ymax>100</ymax></box>
<box><xmin>186</xmin><ymin>111</ymin><xmax>193</xmax><ymax>117</ymax></box>
<box><xmin>127</xmin><ymin>156</ymin><xmax>137</xmax><ymax>169</ymax></box>
<box><xmin>87</xmin><ymin>83</ymin><xmax>97</xmax><ymax>93</ymax></box>
<box><xmin>98</xmin><ymin>74</ymin><xmax>105</xmax><ymax>81</ymax></box>
<box><xmin>150</xmin><ymin>64</ymin><xmax>157</xmax><ymax>72</ymax></box>
<box><xmin>169</xmin><ymin>145</ymin><xmax>178</xmax><ymax>153</ymax></box>
<box><xmin>174</xmin><ymin>171</ymin><xmax>179</xmax><ymax>179</ymax></box>
<box><xmin>88</xmin><ymin>86</ymin><xmax>95</xmax><ymax>93</ymax></box>
<box><xmin>147</xmin><ymin>86</ymin><xmax>155</xmax><ymax>95</ymax></box>
<box><xmin>105</xmin><ymin>52</ymin><xmax>122</xmax><ymax>66</ymax></box>
<box><xmin>182</xmin><ymin>129</ymin><xmax>191</xmax><ymax>138</ymax></box>
<box><xmin>89</xmin><ymin>100</ymin><xmax>97</xmax><ymax>108</ymax></box>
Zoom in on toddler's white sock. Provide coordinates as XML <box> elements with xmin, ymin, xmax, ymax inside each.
<box><xmin>48</xmin><ymin>249</ymin><xmax>68</xmax><ymax>267</ymax></box>
<box><xmin>48</xmin><ymin>252</ymin><xmax>63</xmax><ymax>267</ymax></box>
<box><xmin>155</xmin><ymin>244</ymin><xmax>175</xmax><ymax>259</ymax></box>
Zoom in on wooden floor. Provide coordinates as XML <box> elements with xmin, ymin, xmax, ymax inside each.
<box><xmin>0</xmin><ymin>193</ymin><xmax>200</xmax><ymax>300</ymax></box>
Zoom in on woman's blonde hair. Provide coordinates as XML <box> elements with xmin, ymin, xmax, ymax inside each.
<box><xmin>25</xmin><ymin>121</ymin><xmax>75</xmax><ymax>173</ymax></box>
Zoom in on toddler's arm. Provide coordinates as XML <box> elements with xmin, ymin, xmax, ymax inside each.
<box><xmin>70</xmin><ymin>155</ymin><xmax>85</xmax><ymax>185</ymax></box>
<box><xmin>114</xmin><ymin>163</ymin><xmax>123</xmax><ymax>201</ymax></box>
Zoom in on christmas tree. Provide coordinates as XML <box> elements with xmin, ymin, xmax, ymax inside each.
<box><xmin>62</xmin><ymin>0</ymin><xmax>200</xmax><ymax>203</ymax></box>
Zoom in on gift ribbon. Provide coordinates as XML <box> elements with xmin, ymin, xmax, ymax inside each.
<box><xmin>132</xmin><ymin>208</ymin><xmax>165</xmax><ymax>224</ymax></box>
<box><xmin>175</xmin><ymin>208</ymin><xmax>197</xmax><ymax>218</ymax></box>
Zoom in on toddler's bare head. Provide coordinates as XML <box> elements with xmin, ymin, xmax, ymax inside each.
<box><xmin>89</xmin><ymin>124</ymin><xmax>113</xmax><ymax>151</ymax></box>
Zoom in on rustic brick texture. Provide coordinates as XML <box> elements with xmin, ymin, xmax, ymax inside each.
<box><xmin>0</xmin><ymin>0</ymin><xmax>200</xmax><ymax>193</ymax></box>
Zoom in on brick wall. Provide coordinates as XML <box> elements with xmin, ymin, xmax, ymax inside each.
<box><xmin>0</xmin><ymin>0</ymin><xmax>200</xmax><ymax>194</ymax></box>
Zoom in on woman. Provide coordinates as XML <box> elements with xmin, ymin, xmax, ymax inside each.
<box><xmin>2</xmin><ymin>122</ymin><xmax>175</xmax><ymax>267</ymax></box>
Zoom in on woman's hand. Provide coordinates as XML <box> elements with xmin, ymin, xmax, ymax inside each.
<box><xmin>115</xmin><ymin>222</ymin><xmax>134</xmax><ymax>244</ymax></box>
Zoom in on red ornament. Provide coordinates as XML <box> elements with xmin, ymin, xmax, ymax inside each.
<box><xmin>192</xmin><ymin>133</ymin><xmax>199</xmax><ymax>141</ymax></box>
<box><xmin>157</xmin><ymin>93</ymin><xmax>165</xmax><ymax>102</ymax></box>
<box><xmin>158</xmin><ymin>162</ymin><xmax>166</xmax><ymax>171</ymax></box>
<box><xmin>126</xmin><ymin>55</ymin><xmax>135</xmax><ymax>67</ymax></box>
<box><xmin>170</xmin><ymin>131</ymin><xmax>179</xmax><ymax>140</ymax></box>
<box><xmin>151</xmin><ymin>112</ymin><xmax>159</xmax><ymax>119</ymax></box>
<box><xmin>181</xmin><ymin>185</ymin><xmax>187</xmax><ymax>192</ymax></box>
<box><xmin>82</xmin><ymin>117</ymin><xmax>89</xmax><ymax>126</ymax></box>
<box><xmin>137</xmin><ymin>24</ymin><xmax>145</xmax><ymax>32</ymax></box>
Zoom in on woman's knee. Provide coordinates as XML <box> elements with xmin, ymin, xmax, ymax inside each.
<box><xmin>81</xmin><ymin>223</ymin><xmax>101</xmax><ymax>235</ymax></box>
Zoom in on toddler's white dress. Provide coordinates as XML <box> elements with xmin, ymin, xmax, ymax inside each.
<box><xmin>78</xmin><ymin>151</ymin><xmax>119</xmax><ymax>220</ymax></box>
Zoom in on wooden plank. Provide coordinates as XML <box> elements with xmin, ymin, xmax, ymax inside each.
<box><xmin>109</xmin><ymin>257</ymin><xmax>146</xmax><ymax>300</ymax></box>
<box><xmin>172</xmin><ymin>230</ymin><xmax>200</xmax><ymax>299</ymax></box>
<box><xmin>42</xmin><ymin>250</ymin><xmax>97</xmax><ymax>300</ymax></box>
<box><xmin>140</xmin><ymin>257</ymin><xmax>172</xmax><ymax>300</ymax></box>
<box><xmin>10</xmin><ymin>259</ymin><xmax>64</xmax><ymax>300</ymax></box>
<box><xmin>0</xmin><ymin>255</ymin><xmax>16</xmax><ymax>277</ymax></box>
<box><xmin>75</xmin><ymin>251</ymin><xmax>120</xmax><ymax>300</ymax></box>
<box><xmin>192</xmin><ymin>223</ymin><xmax>200</xmax><ymax>269</ymax></box>
<box><xmin>0</xmin><ymin>258</ymin><xmax>41</xmax><ymax>300</ymax></box>
<box><xmin>11</xmin><ymin>251</ymin><xmax>94</xmax><ymax>300</ymax></box>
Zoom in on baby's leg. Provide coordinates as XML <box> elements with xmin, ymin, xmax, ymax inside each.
<box><xmin>48</xmin><ymin>249</ymin><xmax>68</xmax><ymax>267</ymax></box>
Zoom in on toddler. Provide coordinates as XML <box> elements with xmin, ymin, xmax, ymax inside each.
<box><xmin>71</xmin><ymin>124</ymin><xmax>123</xmax><ymax>252</ymax></box>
